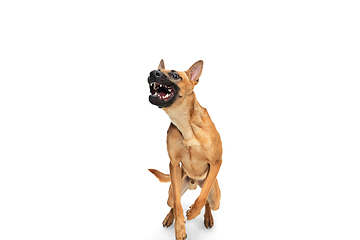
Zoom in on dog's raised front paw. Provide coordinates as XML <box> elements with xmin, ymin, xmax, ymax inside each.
<box><xmin>186</xmin><ymin>202</ymin><xmax>202</xmax><ymax>220</ymax></box>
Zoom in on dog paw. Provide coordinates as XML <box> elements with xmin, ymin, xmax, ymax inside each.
<box><xmin>175</xmin><ymin>232</ymin><xmax>187</xmax><ymax>240</ymax></box>
<box><xmin>162</xmin><ymin>209</ymin><xmax>174</xmax><ymax>228</ymax></box>
<box><xmin>204</xmin><ymin>211</ymin><xmax>214</xmax><ymax>229</ymax></box>
<box><xmin>175</xmin><ymin>222</ymin><xmax>187</xmax><ymax>240</ymax></box>
<box><xmin>186</xmin><ymin>203</ymin><xmax>202</xmax><ymax>220</ymax></box>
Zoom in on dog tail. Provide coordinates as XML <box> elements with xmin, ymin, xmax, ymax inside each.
<box><xmin>148</xmin><ymin>169</ymin><xmax>170</xmax><ymax>183</ymax></box>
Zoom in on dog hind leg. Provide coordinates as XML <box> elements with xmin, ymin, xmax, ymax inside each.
<box><xmin>202</xmin><ymin>178</ymin><xmax>220</xmax><ymax>228</ymax></box>
<box><xmin>204</xmin><ymin>201</ymin><xmax>214</xmax><ymax>228</ymax></box>
<box><xmin>206</xmin><ymin>178</ymin><xmax>220</xmax><ymax>210</ymax></box>
<box><xmin>163</xmin><ymin>208</ymin><xmax>174</xmax><ymax>227</ymax></box>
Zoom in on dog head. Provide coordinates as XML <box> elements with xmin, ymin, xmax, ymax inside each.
<box><xmin>148</xmin><ymin>60</ymin><xmax>203</xmax><ymax>108</ymax></box>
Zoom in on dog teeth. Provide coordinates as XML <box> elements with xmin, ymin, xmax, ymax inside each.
<box><xmin>150</xmin><ymin>82</ymin><xmax>173</xmax><ymax>100</ymax></box>
<box><xmin>151</xmin><ymin>83</ymin><xmax>159</xmax><ymax>90</ymax></box>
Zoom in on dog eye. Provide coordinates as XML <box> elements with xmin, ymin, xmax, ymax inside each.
<box><xmin>172</xmin><ymin>73</ymin><xmax>180</xmax><ymax>79</ymax></box>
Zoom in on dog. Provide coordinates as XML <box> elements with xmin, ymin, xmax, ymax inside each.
<box><xmin>147</xmin><ymin>60</ymin><xmax>222</xmax><ymax>240</ymax></box>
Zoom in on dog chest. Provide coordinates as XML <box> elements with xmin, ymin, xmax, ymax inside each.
<box><xmin>173</xmin><ymin>144</ymin><xmax>209</xmax><ymax>180</ymax></box>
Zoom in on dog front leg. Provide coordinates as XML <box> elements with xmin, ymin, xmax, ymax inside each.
<box><xmin>169</xmin><ymin>162</ymin><xmax>187</xmax><ymax>240</ymax></box>
<box><xmin>186</xmin><ymin>159</ymin><xmax>222</xmax><ymax>220</ymax></box>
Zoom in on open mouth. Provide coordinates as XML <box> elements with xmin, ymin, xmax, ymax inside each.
<box><xmin>148</xmin><ymin>81</ymin><xmax>179</xmax><ymax>107</ymax></box>
<box><xmin>150</xmin><ymin>82</ymin><xmax>175</xmax><ymax>100</ymax></box>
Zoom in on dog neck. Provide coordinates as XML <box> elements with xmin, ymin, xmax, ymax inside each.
<box><xmin>163</xmin><ymin>92</ymin><xmax>204</xmax><ymax>147</ymax></box>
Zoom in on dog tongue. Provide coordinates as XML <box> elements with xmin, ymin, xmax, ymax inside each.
<box><xmin>158</xmin><ymin>92</ymin><xmax>166</xmax><ymax>98</ymax></box>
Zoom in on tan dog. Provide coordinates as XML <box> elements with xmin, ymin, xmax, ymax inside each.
<box><xmin>147</xmin><ymin>60</ymin><xmax>222</xmax><ymax>240</ymax></box>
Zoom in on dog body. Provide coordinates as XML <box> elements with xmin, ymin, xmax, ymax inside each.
<box><xmin>148</xmin><ymin>60</ymin><xmax>222</xmax><ymax>240</ymax></box>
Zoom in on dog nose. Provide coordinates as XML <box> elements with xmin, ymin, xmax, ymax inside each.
<box><xmin>150</xmin><ymin>70</ymin><xmax>161</xmax><ymax>78</ymax></box>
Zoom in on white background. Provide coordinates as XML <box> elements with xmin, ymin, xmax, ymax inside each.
<box><xmin>1</xmin><ymin>0</ymin><xmax>359</xmax><ymax>239</ymax></box>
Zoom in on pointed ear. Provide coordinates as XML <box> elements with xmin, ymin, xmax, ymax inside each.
<box><xmin>186</xmin><ymin>60</ymin><xmax>203</xmax><ymax>85</ymax></box>
<box><xmin>158</xmin><ymin>59</ymin><xmax>165</xmax><ymax>70</ymax></box>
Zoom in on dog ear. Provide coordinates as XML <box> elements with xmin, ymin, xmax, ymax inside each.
<box><xmin>158</xmin><ymin>59</ymin><xmax>165</xmax><ymax>70</ymax></box>
<box><xmin>186</xmin><ymin>60</ymin><xmax>203</xmax><ymax>85</ymax></box>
